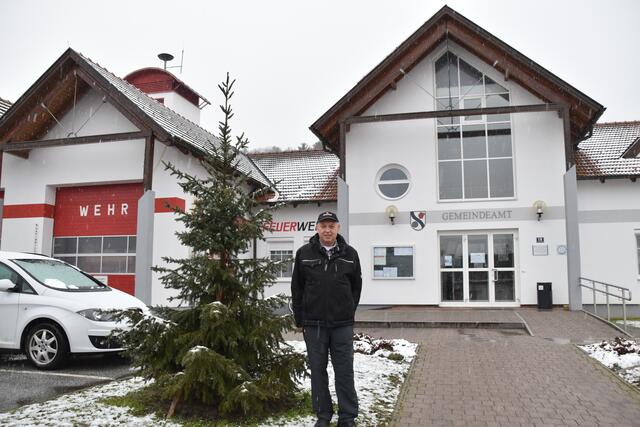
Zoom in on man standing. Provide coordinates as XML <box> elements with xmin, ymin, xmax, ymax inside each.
<box><xmin>291</xmin><ymin>211</ymin><xmax>362</xmax><ymax>427</ymax></box>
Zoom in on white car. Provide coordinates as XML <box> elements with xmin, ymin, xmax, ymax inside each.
<box><xmin>0</xmin><ymin>251</ymin><xmax>147</xmax><ymax>369</ymax></box>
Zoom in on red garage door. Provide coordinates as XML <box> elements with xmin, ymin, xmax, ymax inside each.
<box><xmin>52</xmin><ymin>183</ymin><xmax>143</xmax><ymax>295</ymax></box>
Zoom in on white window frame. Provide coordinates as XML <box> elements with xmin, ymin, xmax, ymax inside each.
<box><xmin>267</xmin><ymin>238</ymin><xmax>294</xmax><ymax>281</ymax></box>
<box><xmin>461</xmin><ymin>97</ymin><xmax>484</xmax><ymax>124</ymax></box>
<box><xmin>433</xmin><ymin>49</ymin><xmax>517</xmax><ymax>203</ymax></box>
<box><xmin>371</xmin><ymin>244</ymin><xmax>415</xmax><ymax>280</ymax></box>
<box><xmin>375</xmin><ymin>164</ymin><xmax>412</xmax><ymax>201</ymax></box>
<box><xmin>438</xmin><ymin>230</ymin><xmax>520</xmax><ymax>307</ymax></box>
<box><xmin>52</xmin><ymin>235</ymin><xmax>136</xmax><ymax>275</ymax></box>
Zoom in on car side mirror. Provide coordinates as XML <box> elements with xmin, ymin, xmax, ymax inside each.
<box><xmin>0</xmin><ymin>278</ymin><xmax>17</xmax><ymax>292</ymax></box>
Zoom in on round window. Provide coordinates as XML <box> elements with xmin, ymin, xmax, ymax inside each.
<box><xmin>376</xmin><ymin>165</ymin><xmax>411</xmax><ymax>200</ymax></box>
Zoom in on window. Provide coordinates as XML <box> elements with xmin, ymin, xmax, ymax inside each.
<box><xmin>0</xmin><ymin>262</ymin><xmax>35</xmax><ymax>294</ymax></box>
<box><xmin>268</xmin><ymin>240</ymin><xmax>294</xmax><ymax>279</ymax></box>
<box><xmin>373</xmin><ymin>246</ymin><xmax>414</xmax><ymax>279</ymax></box>
<box><xmin>52</xmin><ymin>235</ymin><xmax>136</xmax><ymax>274</ymax></box>
<box><xmin>13</xmin><ymin>259</ymin><xmax>105</xmax><ymax>291</ymax></box>
<box><xmin>435</xmin><ymin>52</ymin><xmax>514</xmax><ymax>200</ymax></box>
<box><xmin>376</xmin><ymin>165</ymin><xmax>411</xmax><ymax>200</ymax></box>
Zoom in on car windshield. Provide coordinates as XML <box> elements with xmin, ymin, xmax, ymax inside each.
<box><xmin>13</xmin><ymin>259</ymin><xmax>107</xmax><ymax>291</ymax></box>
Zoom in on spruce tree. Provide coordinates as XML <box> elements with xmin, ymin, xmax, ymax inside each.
<box><xmin>116</xmin><ymin>74</ymin><xmax>306</xmax><ymax>419</ymax></box>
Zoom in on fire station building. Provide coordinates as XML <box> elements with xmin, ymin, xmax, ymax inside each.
<box><xmin>0</xmin><ymin>6</ymin><xmax>638</xmax><ymax>308</ymax></box>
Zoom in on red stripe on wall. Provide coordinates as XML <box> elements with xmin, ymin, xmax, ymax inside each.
<box><xmin>106</xmin><ymin>275</ymin><xmax>135</xmax><ymax>295</ymax></box>
<box><xmin>3</xmin><ymin>204</ymin><xmax>55</xmax><ymax>218</ymax></box>
<box><xmin>155</xmin><ymin>197</ymin><xmax>185</xmax><ymax>213</ymax></box>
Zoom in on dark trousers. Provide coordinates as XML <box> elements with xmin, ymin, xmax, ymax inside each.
<box><xmin>303</xmin><ymin>324</ymin><xmax>358</xmax><ymax>423</ymax></box>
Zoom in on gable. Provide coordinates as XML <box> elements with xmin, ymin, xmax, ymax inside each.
<box><xmin>310</xmin><ymin>6</ymin><xmax>604</xmax><ymax>152</ymax></box>
<box><xmin>0</xmin><ymin>48</ymin><xmax>271</xmax><ymax>187</ymax></box>
<box><xmin>360</xmin><ymin>41</ymin><xmax>540</xmax><ymax>118</ymax></box>
<box><xmin>40</xmin><ymin>88</ymin><xmax>139</xmax><ymax>140</ymax></box>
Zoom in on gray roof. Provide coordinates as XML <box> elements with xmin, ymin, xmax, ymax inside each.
<box><xmin>250</xmin><ymin>150</ymin><xmax>338</xmax><ymax>202</ymax></box>
<box><xmin>576</xmin><ymin>121</ymin><xmax>640</xmax><ymax>178</ymax></box>
<box><xmin>0</xmin><ymin>98</ymin><xmax>11</xmax><ymax>118</ymax></box>
<box><xmin>76</xmin><ymin>52</ymin><xmax>271</xmax><ymax>187</ymax></box>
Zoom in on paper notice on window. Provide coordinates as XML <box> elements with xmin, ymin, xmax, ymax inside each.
<box><xmin>383</xmin><ymin>267</ymin><xmax>398</xmax><ymax>278</ymax></box>
<box><xmin>374</xmin><ymin>269</ymin><xmax>384</xmax><ymax>277</ymax></box>
<box><xmin>470</xmin><ymin>252</ymin><xmax>485</xmax><ymax>264</ymax></box>
<box><xmin>374</xmin><ymin>247</ymin><xmax>386</xmax><ymax>256</ymax></box>
<box><xmin>374</xmin><ymin>255</ymin><xmax>386</xmax><ymax>266</ymax></box>
<box><xmin>394</xmin><ymin>247</ymin><xmax>413</xmax><ymax>256</ymax></box>
<box><xmin>444</xmin><ymin>255</ymin><xmax>453</xmax><ymax>267</ymax></box>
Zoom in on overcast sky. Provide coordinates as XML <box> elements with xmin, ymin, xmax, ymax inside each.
<box><xmin>1</xmin><ymin>0</ymin><xmax>638</xmax><ymax>149</ymax></box>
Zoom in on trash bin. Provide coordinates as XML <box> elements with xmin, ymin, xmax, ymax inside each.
<box><xmin>537</xmin><ymin>282</ymin><xmax>552</xmax><ymax>309</ymax></box>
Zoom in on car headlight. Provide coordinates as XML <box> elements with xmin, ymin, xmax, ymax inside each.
<box><xmin>77</xmin><ymin>308</ymin><xmax>116</xmax><ymax>322</ymax></box>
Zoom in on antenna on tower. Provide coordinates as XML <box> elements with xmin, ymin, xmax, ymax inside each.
<box><xmin>157</xmin><ymin>50</ymin><xmax>184</xmax><ymax>73</ymax></box>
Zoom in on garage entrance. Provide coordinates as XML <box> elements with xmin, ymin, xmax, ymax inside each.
<box><xmin>52</xmin><ymin>183</ymin><xmax>143</xmax><ymax>295</ymax></box>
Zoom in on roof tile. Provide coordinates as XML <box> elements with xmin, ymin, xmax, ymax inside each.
<box><xmin>250</xmin><ymin>150</ymin><xmax>339</xmax><ymax>202</ymax></box>
<box><xmin>76</xmin><ymin>52</ymin><xmax>271</xmax><ymax>187</ymax></box>
<box><xmin>576</xmin><ymin>121</ymin><xmax>640</xmax><ymax>177</ymax></box>
<box><xmin>0</xmin><ymin>97</ymin><xmax>11</xmax><ymax>117</ymax></box>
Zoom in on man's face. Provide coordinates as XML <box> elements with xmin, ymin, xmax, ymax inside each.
<box><xmin>316</xmin><ymin>220</ymin><xmax>340</xmax><ymax>246</ymax></box>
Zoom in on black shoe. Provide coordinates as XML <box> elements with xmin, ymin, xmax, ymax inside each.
<box><xmin>314</xmin><ymin>420</ymin><xmax>330</xmax><ymax>427</ymax></box>
<box><xmin>337</xmin><ymin>421</ymin><xmax>356</xmax><ymax>427</ymax></box>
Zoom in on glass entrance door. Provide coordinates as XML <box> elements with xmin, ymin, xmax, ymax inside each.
<box><xmin>492</xmin><ymin>233</ymin><xmax>516</xmax><ymax>301</ymax></box>
<box><xmin>440</xmin><ymin>231</ymin><xmax>517</xmax><ymax>304</ymax></box>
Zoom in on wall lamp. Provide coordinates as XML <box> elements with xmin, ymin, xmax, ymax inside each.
<box><xmin>533</xmin><ymin>200</ymin><xmax>547</xmax><ymax>221</ymax></box>
<box><xmin>385</xmin><ymin>205</ymin><xmax>398</xmax><ymax>225</ymax></box>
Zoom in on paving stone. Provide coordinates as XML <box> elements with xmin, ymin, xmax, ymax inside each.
<box><xmin>354</xmin><ymin>307</ymin><xmax>640</xmax><ymax>426</ymax></box>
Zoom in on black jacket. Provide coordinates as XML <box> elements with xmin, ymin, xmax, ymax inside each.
<box><xmin>291</xmin><ymin>233</ymin><xmax>362</xmax><ymax>327</ymax></box>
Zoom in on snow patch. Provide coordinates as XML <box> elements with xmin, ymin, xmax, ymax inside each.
<box><xmin>0</xmin><ymin>377</ymin><xmax>178</xmax><ymax>427</ymax></box>
<box><xmin>267</xmin><ymin>336</ymin><xmax>418</xmax><ymax>426</ymax></box>
<box><xmin>615</xmin><ymin>320</ymin><xmax>640</xmax><ymax>329</ymax></box>
<box><xmin>1</xmin><ymin>337</ymin><xmax>417</xmax><ymax>426</ymax></box>
<box><xmin>188</xmin><ymin>345</ymin><xmax>209</xmax><ymax>354</ymax></box>
<box><xmin>580</xmin><ymin>337</ymin><xmax>640</xmax><ymax>388</ymax></box>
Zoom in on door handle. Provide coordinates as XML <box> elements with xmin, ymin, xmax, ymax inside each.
<box><xmin>492</xmin><ymin>269</ymin><xmax>498</xmax><ymax>282</ymax></box>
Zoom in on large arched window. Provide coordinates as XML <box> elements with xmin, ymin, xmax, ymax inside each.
<box><xmin>435</xmin><ymin>52</ymin><xmax>514</xmax><ymax>200</ymax></box>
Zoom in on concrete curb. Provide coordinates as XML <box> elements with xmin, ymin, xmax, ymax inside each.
<box><xmin>513</xmin><ymin>311</ymin><xmax>535</xmax><ymax>336</ymax></box>
<box><xmin>354</xmin><ymin>320</ymin><xmax>526</xmax><ymax>329</ymax></box>
<box><xmin>389</xmin><ymin>343</ymin><xmax>422</xmax><ymax>427</ymax></box>
<box><xmin>574</xmin><ymin>344</ymin><xmax>640</xmax><ymax>399</ymax></box>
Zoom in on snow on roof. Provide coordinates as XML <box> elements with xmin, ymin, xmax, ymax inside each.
<box><xmin>576</xmin><ymin>121</ymin><xmax>640</xmax><ymax>178</ymax></box>
<box><xmin>76</xmin><ymin>52</ymin><xmax>271</xmax><ymax>188</ymax></box>
<box><xmin>0</xmin><ymin>97</ymin><xmax>11</xmax><ymax>117</ymax></box>
<box><xmin>250</xmin><ymin>150</ymin><xmax>339</xmax><ymax>202</ymax></box>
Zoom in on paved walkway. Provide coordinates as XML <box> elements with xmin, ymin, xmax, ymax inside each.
<box><xmin>355</xmin><ymin>307</ymin><xmax>640</xmax><ymax>427</ymax></box>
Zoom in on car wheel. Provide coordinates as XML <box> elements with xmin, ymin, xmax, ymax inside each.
<box><xmin>25</xmin><ymin>323</ymin><xmax>68</xmax><ymax>370</ymax></box>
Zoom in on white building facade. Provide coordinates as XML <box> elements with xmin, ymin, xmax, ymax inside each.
<box><xmin>0</xmin><ymin>51</ymin><xmax>337</xmax><ymax>306</ymax></box>
<box><xmin>0</xmin><ymin>7</ymin><xmax>637</xmax><ymax>309</ymax></box>
<box><xmin>310</xmin><ymin>6</ymin><xmax>638</xmax><ymax>307</ymax></box>
<box><xmin>576</xmin><ymin>122</ymin><xmax>640</xmax><ymax>305</ymax></box>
